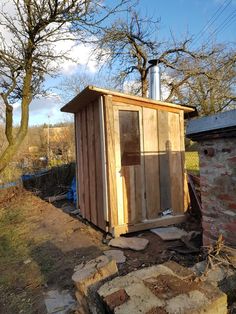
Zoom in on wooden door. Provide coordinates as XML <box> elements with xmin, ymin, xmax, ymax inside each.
<box><xmin>113</xmin><ymin>105</ymin><xmax>145</xmax><ymax>226</ymax></box>
<box><xmin>142</xmin><ymin>107</ymin><xmax>161</xmax><ymax>219</ymax></box>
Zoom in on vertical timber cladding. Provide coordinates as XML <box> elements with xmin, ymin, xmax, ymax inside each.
<box><xmin>142</xmin><ymin>107</ymin><xmax>161</xmax><ymax>219</ymax></box>
<box><xmin>78</xmin><ymin>100</ymin><xmax>106</xmax><ymax>230</ymax></box>
<box><xmin>76</xmin><ymin>112</ymin><xmax>85</xmax><ymax>217</ymax></box>
<box><xmin>158</xmin><ymin>110</ymin><xmax>184</xmax><ymax>214</ymax></box>
<box><xmin>103</xmin><ymin>95</ymin><xmax>118</xmax><ymax>229</ymax></box>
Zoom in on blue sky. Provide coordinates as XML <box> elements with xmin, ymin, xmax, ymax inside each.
<box><xmin>13</xmin><ymin>0</ymin><xmax>236</xmax><ymax>126</ymax></box>
<box><xmin>138</xmin><ymin>0</ymin><xmax>236</xmax><ymax>45</ymax></box>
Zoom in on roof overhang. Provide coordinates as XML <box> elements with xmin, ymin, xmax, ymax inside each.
<box><xmin>61</xmin><ymin>85</ymin><xmax>195</xmax><ymax>114</ymax></box>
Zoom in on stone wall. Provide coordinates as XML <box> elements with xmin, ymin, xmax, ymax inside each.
<box><xmin>199</xmin><ymin>137</ymin><xmax>236</xmax><ymax>247</ymax></box>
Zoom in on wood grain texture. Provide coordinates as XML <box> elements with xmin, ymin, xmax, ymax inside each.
<box><xmin>94</xmin><ymin>101</ymin><xmax>106</xmax><ymax>230</ymax></box>
<box><xmin>87</xmin><ymin>103</ymin><xmax>97</xmax><ymax>225</ymax></box>
<box><xmin>112</xmin><ymin>214</ymin><xmax>187</xmax><ymax>237</ymax></box>
<box><xmin>113</xmin><ymin>108</ymin><xmax>124</xmax><ymax>225</ymax></box>
<box><xmin>142</xmin><ymin>107</ymin><xmax>160</xmax><ymax>219</ymax></box>
<box><xmin>104</xmin><ymin>95</ymin><xmax>118</xmax><ymax>227</ymax></box>
<box><xmin>81</xmin><ymin>108</ymin><xmax>90</xmax><ymax>220</ymax></box>
<box><xmin>112</xmin><ymin>97</ymin><xmax>181</xmax><ymax>113</ymax></box>
<box><xmin>76</xmin><ymin>112</ymin><xmax>85</xmax><ymax>216</ymax></box>
<box><xmin>179</xmin><ymin>110</ymin><xmax>190</xmax><ymax>211</ymax></box>
<box><xmin>158</xmin><ymin>110</ymin><xmax>172</xmax><ymax>211</ymax></box>
<box><xmin>168</xmin><ymin>112</ymin><xmax>184</xmax><ymax>213</ymax></box>
<box><xmin>61</xmin><ymin>85</ymin><xmax>194</xmax><ymax>114</ymax></box>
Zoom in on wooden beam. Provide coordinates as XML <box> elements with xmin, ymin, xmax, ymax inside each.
<box><xmin>61</xmin><ymin>85</ymin><xmax>194</xmax><ymax>113</ymax></box>
<box><xmin>111</xmin><ymin>215</ymin><xmax>187</xmax><ymax>237</ymax></box>
<box><xmin>113</xmin><ymin>98</ymin><xmax>181</xmax><ymax>114</ymax></box>
<box><xmin>103</xmin><ymin>95</ymin><xmax>118</xmax><ymax>228</ymax></box>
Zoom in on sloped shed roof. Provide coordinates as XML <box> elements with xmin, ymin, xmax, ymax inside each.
<box><xmin>61</xmin><ymin>85</ymin><xmax>194</xmax><ymax>114</ymax></box>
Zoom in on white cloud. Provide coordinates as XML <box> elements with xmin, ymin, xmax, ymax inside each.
<box><xmin>13</xmin><ymin>92</ymin><xmax>71</xmax><ymax>126</ymax></box>
<box><xmin>56</xmin><ymin>40</ymin><xmax>100</xmax><ymax>75</ymax></box>
<box><xmin>0</xmin><ymin>2</ymin><xmax>102</xmax><ymax>75</ymax></box>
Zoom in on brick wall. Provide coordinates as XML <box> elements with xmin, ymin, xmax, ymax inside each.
<box><xmin>199</xmin><ymin>138</ymin><xmax>236</xmax><ymax>248</ymax></box>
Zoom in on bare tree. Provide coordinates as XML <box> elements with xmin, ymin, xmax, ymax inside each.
<box><xmin>167</xmin><ymin>46</ymin><xmax>236</xmax><ymax>115</ymax></box>
<box><xmin>97</xmin><ymin>9</ymin><xmax>236</xmax><ymax>116</ymax></box>
<box><xmin>97</xmin><ymin>9</ymin><xmax>198</xmax><ymax>97</ymax></box>
<box><xmin>0</xmin><ymin>0</ymin><xmax>129</xmax><ymax>173</ymax></box>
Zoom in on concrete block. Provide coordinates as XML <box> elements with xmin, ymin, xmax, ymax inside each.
<box><xmin>98</xmin><ymin>262</ymin><xmax>227</xmax><ymax>314</ymax></box>
<box><xmin>72</xmin><ymin>255</ymin><xmax>118</xmax><ymax>296</ymax></box>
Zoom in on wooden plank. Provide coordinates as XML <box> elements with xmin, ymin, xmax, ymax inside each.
<box><xmin>142</xmin><ymin>107</ymin><xmax>160</xmax><ymax>219</ymax></box>
<box><xmin>104</xmin><ymin>95</ymin><xmax>118</xmax><ymax>228</ymax></box>
<box><xmin>61</xmin><ymin>85</ymin><xmax>194</xmax><ymax>114</ymax></box>
<box><xmin>76</xmin><ymin>112</ymin><xmax>85</xmax><ymax>216</ymax></box>
<box><xmin>113</xmin><ymin>98</ymin><xmax>181</xmax><ymax>114</ymax></box>
<box><xmin>158</xmin><ymin>110</ymin><xmax>172</xmax><ymax>210</ymax></box>
<box><xmin>129</xmin><ymin>166</ymin><xmax>136</xmax><ymax>223</ymax></box>
<box><xmin>113</xmin><ymin>108</ymin><xmax>124</xmax><ymax>226</ymax></box>
<box><xmin>94</xmin><ymin>101</ymin><xmax>106</xmax><ymax>230</ymax></box>
<box><xmin>87</xmin><ymin>103</ymin><xmax>97</xmax><ymax>225</ymax></box>
<box><xmin>112</xmin><ymin>215</ymin><xmax>187</xmax><ymax>237</ymax></box>
<box><xmin>179</xmin><ymin>110</ymin><xmax>190</xmax><ymax>211</ymax></box>
<box><xmin>122</xmin><ymin>166</ymin><xmax>129</xmax><ymax>224</ymax></box>
<box><xmin>134</xmin><ymin>164</ymin><xmax>143</xmax><ymax>223</ymax></box>
<box><xmin>168</xmin><ymin>112</ymin><xmax>184</xmax><ymax>213</ymax></box>
<box><xmin>98</xmin><ymin>96</ymin><xmax>109</xmax><ymax>225</ymax></box>
<box><xmin>81</xmin><ymin>108</ymin><xmax>90</xmax><ymax>220</ymax></box>
<box><xmin>117</xmin><ymin>106</ymin><xmax>144</xmax><ymax>224</ymax></box>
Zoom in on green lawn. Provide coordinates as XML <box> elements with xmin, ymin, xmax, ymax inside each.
<box><xmin>185</xmin><ymin>151</ymin><xmax>199</xmax><ymax>174</ymax></box>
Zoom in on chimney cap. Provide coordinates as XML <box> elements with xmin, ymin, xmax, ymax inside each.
<box><xmin>148</xmin><ymin>59</ymin><xmax>160</xmax><ymax>66</ymax></box>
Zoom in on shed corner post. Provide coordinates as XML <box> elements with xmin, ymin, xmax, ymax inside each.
<box><xmin>98</xmin><ymin>95</ymin><xmax>109</xmax><ymax>231</ymax></box>
<box><xmin>74</xmin><ymin>112</ymin><xmax>79</xmax><ymax>210</ymax></box>
<box><xmin>103</xmin><ymin>94</ymin><xmax>118</xmax><ymax>232</ymax></box>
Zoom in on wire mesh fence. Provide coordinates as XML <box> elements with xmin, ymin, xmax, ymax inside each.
<box><xmin>185</xmin><ymin>151</ymin><xmax>199</xmax><ymax>174</ymax></box>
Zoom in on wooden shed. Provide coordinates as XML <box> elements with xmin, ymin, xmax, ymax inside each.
<box><xmin>61</xmin><ymin>86</ymin><xmax>194</xmax><ymax>236</ymax></box>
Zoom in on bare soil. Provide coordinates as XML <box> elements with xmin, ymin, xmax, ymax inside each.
<box><xmin>0</xmin><ymin>187</ymin><xmax>202</xmax><ymax>314</ymax></box>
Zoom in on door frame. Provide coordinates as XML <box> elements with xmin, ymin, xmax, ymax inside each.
<box><xmin>113</xmin><ymin>104</ymin><xmax>146</xmax><ymax>225</ymax></box>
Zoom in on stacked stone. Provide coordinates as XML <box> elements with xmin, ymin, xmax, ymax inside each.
<box><xmin>98</xmin><ymin>261</ymin><xmax>227</xmax><ymax>314</ymax></box>
<box><xmin>200</xmin><ymin>138</ymin><xmax>236</xmax><ymax>247</ymax></box>
<box><xmin>72</xmin><ymin>255</ymin><xmax>118</xmax><ymax>313</ymax></box>
<box><xmin>186</xmin><ymin>109</ymin><xmax>236</xmax><ymax>248</ymax></box>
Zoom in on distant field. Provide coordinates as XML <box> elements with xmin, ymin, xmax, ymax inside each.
<box><xmin>185</xmin><ymin>151</ymin><xmax>199</xmax><ymax>174</ymax></box>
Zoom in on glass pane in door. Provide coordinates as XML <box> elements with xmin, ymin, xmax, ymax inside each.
<box><xmin>119</xmin><ymin>110</ymin><xmax>141</xmax><ymax>166</ymax></box>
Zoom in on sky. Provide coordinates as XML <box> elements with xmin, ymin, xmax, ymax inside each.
<box><xmin>8</xmin><ymin>0</ymin><xmax>236</xmax><ymax>126</ymax></box>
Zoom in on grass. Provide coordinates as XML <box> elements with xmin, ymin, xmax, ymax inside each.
<box><xmin>0</xmin><ymin>188</ymin><xmax>47</xmax><ymax>313</ymax></box>
<box><xmin>185</xmin><ymin>151</ymin><xmax>200</xmax><ymax>175</ymax></box>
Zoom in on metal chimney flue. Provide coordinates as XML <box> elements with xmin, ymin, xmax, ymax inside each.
<box><xmin>148</xmin><ymin>59</ymin><xmax>161</xmax><ymax>101</ymax></box>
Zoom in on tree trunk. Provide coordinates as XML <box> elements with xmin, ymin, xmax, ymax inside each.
<box><xmin>0</xmin><ymin>59</ymin><xmax>32</xmax><ymax>174</ymax></box>
<box><xmin>141</xmin><ymin>77</ymin><xmax>148</xmax><ymax>97</ymax></box>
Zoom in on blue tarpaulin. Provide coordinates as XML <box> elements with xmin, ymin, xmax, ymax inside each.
<box><xmin>67</xmin><ymin>177</ymin><xmax>77</xmax><ymax>204</ymax></box>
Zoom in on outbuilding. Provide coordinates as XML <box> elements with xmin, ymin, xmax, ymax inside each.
<box><xmin>61</xmin><ymin>86</ymin><xmax>194</xmax><ymax>236</ymax></box>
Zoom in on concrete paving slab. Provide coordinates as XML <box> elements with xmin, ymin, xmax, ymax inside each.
<box><xmin>150</xmin><ymin>226</ymin><xmax>188</xmax><ymax>240</ymax></box>
<box><xmin>109</xmin><ymin>237</ymin><xmax>149</xmax><ymax>251</ymax></box>
<box><xmin>44</xmin><ymin>289</ymin><xmax>76</xmax><ymax>314</ymax></box>
<box><xmin>104</xmin><ymin>250</ymin><xmax>126</xmax><ymax>263</ymax></box>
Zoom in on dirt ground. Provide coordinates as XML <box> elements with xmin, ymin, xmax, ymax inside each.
<box><xmin>0</xmin><ymin>187</ymin><xmax>203</xmax><ymax>314</ymax></box>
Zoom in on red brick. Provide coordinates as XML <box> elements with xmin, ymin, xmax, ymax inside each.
<box><xmin>229</xmin><ymin>203</ymin><xmax>236</xmax><ymax>210</ymax></box>
<box><xmin>103</xmin><ymin>289</ymin><xmax>129</xmax><ymax>311</ymax></box>
<box><xmin>214</xmin><ymin>164</ymin><xmax>225</xmax><ymax>169</ymax></box>
<box><xmin>227</xmin><ymin>156</ymin><xmax>236</xmax><ymax>163</ymax></box>
<box><xmin>219</xmin><ymin>194</ymin><xmax>234</xmax><ymax>201</ymax></box>
<box><xmin>224</xmin><ymin>222</ymin><xmax>236</xmax><ymax>233</ymax></box>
